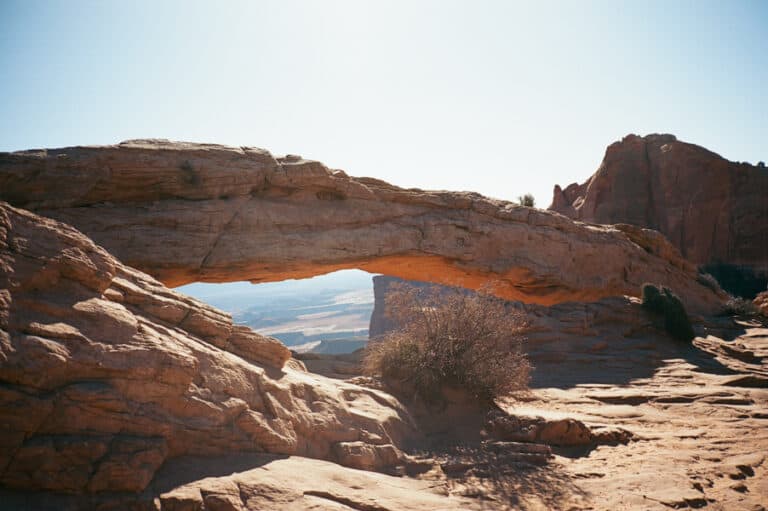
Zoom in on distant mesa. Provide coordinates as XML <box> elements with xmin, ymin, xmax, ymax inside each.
<box><xmin>550</xmin><ymin>133</ymin><xmax>768</xmax><ymax>297</ymax></box>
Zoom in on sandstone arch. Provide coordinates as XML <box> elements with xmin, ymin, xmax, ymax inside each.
<box><xmin>0</xmin><ymin>139</ymin><xmax>722</xmax><ymax>311</ymax></box>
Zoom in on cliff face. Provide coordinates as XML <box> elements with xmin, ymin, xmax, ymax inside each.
<box><xmin>0</xmin><ymin>140</ymin><xmax>724</xmax><ymax>311</ymax></box>
<box><xmin>550</xmin><ymin>134</ymin><xmax>768</xmax><ymax>294</ymax></box>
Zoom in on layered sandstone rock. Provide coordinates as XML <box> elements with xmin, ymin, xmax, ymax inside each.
<box><xmin>0</xmin><ymin>139</ymin><xmax>724</xmax><ymax>311</ymax></box>
<box><xmin>0</xmin><ymin>202</ymin><xmax>415</xmax><ymax>494</ymax></box>
<box><xmin>550</xmin><ymin>134</ymin><xmax>768</xmax><ymax>293</ymax></box>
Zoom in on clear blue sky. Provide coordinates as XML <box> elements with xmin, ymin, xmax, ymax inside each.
<box><xmin>1</xmin><ymin>0</ymin><xmax>766</xmax><ymax>206</ymax></box>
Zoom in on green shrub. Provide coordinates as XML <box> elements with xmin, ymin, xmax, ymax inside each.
<box><xmin>363</xmin><ymin>284</ymin><xmax>530</xmax><ymax>405</ymax></box>
<box><xmin>517</xmin><ymin>193</ymin><xmax>536</xmax><ymax>207</ymax></box>
<box><xmin>641</xmin><ymin>283</ymin><xmax>695</xmax><ymax>342</ymax></box>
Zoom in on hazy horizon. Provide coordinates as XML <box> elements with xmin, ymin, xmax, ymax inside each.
<box><xmin>178</xmin><ymin>269</ymin><xmax>377</xmax><ymax>351</ymax></box>
<box><xmin>2</xmin><ymin>1</ymin><xmax>766</xmax><ymax>206</ymax></box>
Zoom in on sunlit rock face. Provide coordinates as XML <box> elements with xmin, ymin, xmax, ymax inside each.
<box><xmin>0</xmin><ymin>202</ymin><xmax>415</xmax><ymax>494</ymax></box>
<box><xmin>550</xmin><ymin>133</ymin><xmax>768</xmax><ymax>296</ymax></box>
<box><xmin>0</xmin><ymin>139</ymin><xmax>723</xmax><ymax>311</ymax></box>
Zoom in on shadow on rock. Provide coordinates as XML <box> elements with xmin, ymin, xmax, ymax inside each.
<box><xmin>0</xmin><ymin>454</ymin><xmax>289</xmax><ymax>511</ymax></box>
<box><xmin>436</xmin><ymin>446</ymin><xmax>589</xmax><ymax>510</ymax></box>
<box><xmin>526</xmin><ymin>297</ymin><xmax>754</xmax><ymax>389</ymax></box>
<box><xmin>144</xmin><ymin>453</ymin><xmax>289</xmax><ymax>495</ymax></box>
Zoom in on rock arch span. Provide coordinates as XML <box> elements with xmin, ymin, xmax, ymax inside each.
<box><xmin>0</xmin><ymin>139</ymin><xmax>722</xmax><ymax>311</ymax></box>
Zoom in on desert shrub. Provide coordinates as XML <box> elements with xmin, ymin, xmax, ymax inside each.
<box><xmin>721</xmin><ymin>297</ymin><xmax>761</xmax><ymax>317</ymax></box>
<box><xmin>363</xmin><ymin>284</ymin><xmax>530</xmax><ymax>404</ymax></box>
<box><xmin>517</xmin><ymin>193</ymin><xmax>535</xmax><ymax>207</ymax></box>
<box><xmin>641</xmin><ymin>283</ymin><xmax>695</xmax><ymax>342</ymax></box>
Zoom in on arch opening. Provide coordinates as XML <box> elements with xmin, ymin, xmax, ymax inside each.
<box><xmin>177</xmin><ymin>269</ymin><xmax>377</xmax><ymax>354</ymax></box>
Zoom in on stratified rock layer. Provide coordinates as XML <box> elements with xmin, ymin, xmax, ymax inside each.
<box><xmin>0</xmin><ymin>139</ymin><xmax>723</xmax><ymax>310</ymax></box>
<box><xmin>549</xmin><ymin>134</ymin><xmax>768</xmax><ymax>280</ymax></box>
<box><xmin>0</xmin><ymin>202</ymin><xmax>415</xmax><ymax>494</ymax></box>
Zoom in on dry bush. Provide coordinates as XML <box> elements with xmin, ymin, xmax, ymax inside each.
<box><xmin>517</xmin><ymin>193</ymin><xmax>536</xmax><ymax>207</ymax></box>
<box><xmin>363</xmin><ymin>283</ymin><xmax>531</xmax><ymax>404</ymax></box>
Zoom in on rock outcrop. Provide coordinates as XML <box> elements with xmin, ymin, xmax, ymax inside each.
<box><xmin>0</xmin><ymin>201</ymin><xmax>415</xmax><ymax>494</ymax></box>
<box><xmin>0</xmin><ymin>139</ymin><xmax>724</xmax><ymax>311</ymax></box>
<box><xmin>549</xmin><ymin>134</ymin><xmax>768</xmax><ymax>295</ymax></box>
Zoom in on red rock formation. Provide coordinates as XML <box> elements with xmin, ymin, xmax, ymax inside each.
<box><xmin>0</xmin><ymin>140</ymin><xmax>724</xmax><ymax>311</ymax></box>
<box><xmin>0</xmin><ymin>202</ymin><xmax>415</xmax><ymax>494</ymax></box>
<box><xmin>549</xmin><ymin>134</ymin><xmax>768</xmax><ymax>288</ymax></box>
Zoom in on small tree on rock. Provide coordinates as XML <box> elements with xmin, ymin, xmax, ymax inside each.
<box><xmin>517</xmin><ymin>193</ymin><xmax>536</xmax><ymax>208</ymax></box>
